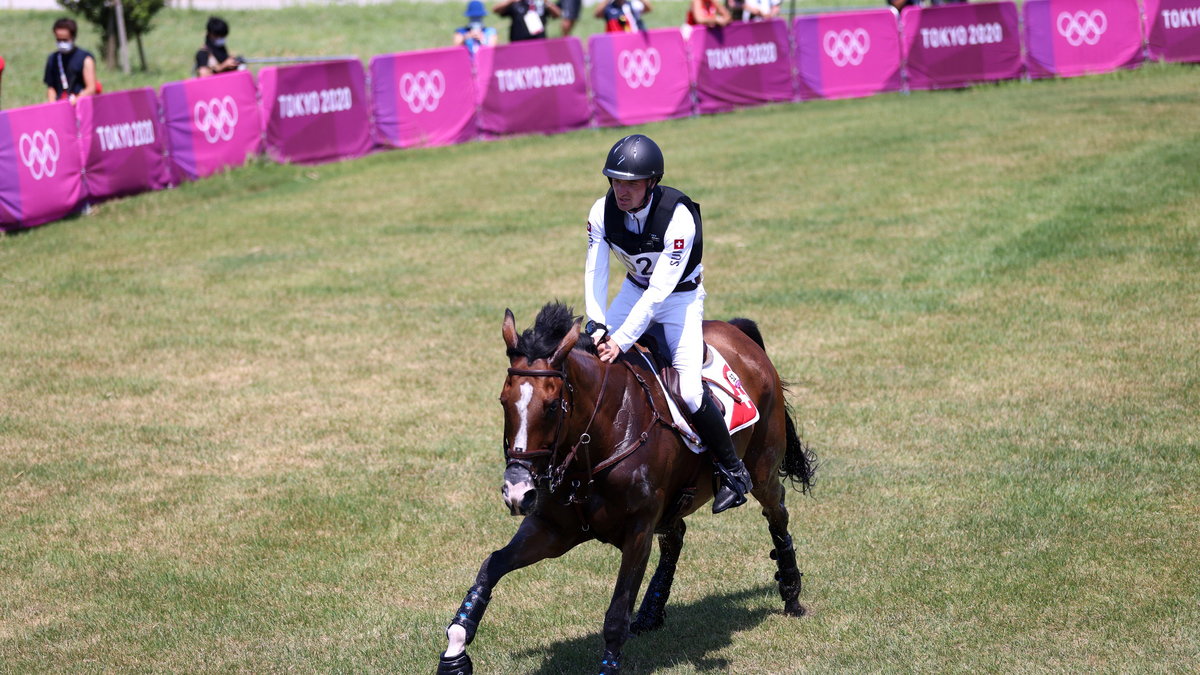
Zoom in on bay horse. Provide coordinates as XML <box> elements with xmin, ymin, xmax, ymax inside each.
<box><xmin>438</xmin><ymin>302</ymin><xmax>815</xmax><ymax>674</ymax></box>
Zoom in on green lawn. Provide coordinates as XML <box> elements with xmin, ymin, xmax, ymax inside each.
<box><xmin>2</xmin><ymin>4</ymin><xmax>1199</xmax><ymax>671</ymax></box>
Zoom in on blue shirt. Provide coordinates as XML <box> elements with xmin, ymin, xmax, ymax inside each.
<box><xmin>456</xmin><ymin>24</ymin><xmax>498</xmax><ymax>55</ymax></box>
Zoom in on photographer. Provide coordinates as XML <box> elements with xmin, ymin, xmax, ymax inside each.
<box><xmin>195</xmin><ymin>16</ymin><xmax>244</xmax><ymax>77</ymax></box>
<box><xmin>454</xmin><ymin>1</ymin><xmax>498</xmax><ymax>55</ymax></box>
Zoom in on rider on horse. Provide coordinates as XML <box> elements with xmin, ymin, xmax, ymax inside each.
<box><xmin>584</xmin><ymin>134</ymin><xmax>754</xmax><ymax>513</ymax></box>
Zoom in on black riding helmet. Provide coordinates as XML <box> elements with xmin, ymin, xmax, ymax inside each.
<box><xmin>602</xmin><ymin>134</ymin><xmax>664</xmax><ymax>181</ymax></box>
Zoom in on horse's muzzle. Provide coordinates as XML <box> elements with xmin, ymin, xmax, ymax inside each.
<box><xmin>502</xmin><ymin>463</ymin><xmax>537</xmax><ymax>516</ymax></box>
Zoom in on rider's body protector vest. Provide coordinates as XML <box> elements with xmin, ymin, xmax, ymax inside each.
<box><xmin>602</xmin><ymin>185</ymin><xmax>703</xmax><ymax>290</ymax></box>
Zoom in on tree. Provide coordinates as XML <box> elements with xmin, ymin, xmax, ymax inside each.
<box><xmin>57</xmin><ymin>0</ymin><xmax>165</xmax><ymax>71</ymax></box>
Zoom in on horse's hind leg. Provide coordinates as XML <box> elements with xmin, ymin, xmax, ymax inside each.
<box><xmin>630</xmin><ymin>520</ymin><xmax>686</xmax><ymax>635</ymax></box>
<box><xmin>757</xmin><ymin>479</ymin><xmax>806</xmax><ymax>617</ymax></box>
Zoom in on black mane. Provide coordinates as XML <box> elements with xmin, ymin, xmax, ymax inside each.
<box><xmin>509</xmin><ymin>302</ymin><xmax>597</xmax><ymax>363</ymax></box>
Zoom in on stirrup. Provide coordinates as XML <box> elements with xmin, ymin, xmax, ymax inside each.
<box><xmin>712</xmin><ymin>463</ymin><xmax>751</xmax><ymax>514</ymax></box>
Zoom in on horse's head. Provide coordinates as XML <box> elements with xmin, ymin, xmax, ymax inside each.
<box><xmin>500</xmin><ymin>307</ymin><xmax>581</xmax><ymax>516</ymax></box>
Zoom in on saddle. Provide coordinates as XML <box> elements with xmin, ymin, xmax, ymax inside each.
<box><xmin>630</xmin><ymin>324</ymin><xmax>760</xmax><ymax>453</ymax></box>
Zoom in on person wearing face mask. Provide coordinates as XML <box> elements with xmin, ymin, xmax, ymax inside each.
<box><xmin>195</xmin><ymin>16</ymin><xmax>243</xmax><ymax>77</ymax></box>
<box><xmin>584</xmin><ymin>135</ymin><xmax>753</xmax><ymax>514</ymax></box>
<box><xmin>43</xmin><ymin>18</ymin><xmax>97</xmax><ymax>104</ymax></box>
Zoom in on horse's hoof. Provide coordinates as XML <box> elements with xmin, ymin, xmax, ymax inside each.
<box><xmin>438</xmin><ymin>651</ymin><xmax>473</xmax><ymax>675</ymax></box>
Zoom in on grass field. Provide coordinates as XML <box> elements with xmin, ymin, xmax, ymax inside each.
<box><xmin>3</xmin><ymin>4</ymin><xmax>1200</xmax><ymax>670</ymax></box>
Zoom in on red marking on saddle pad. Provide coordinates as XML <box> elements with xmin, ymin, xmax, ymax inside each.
<box><xmin>721</xmin><ymin>364</ymin><xmax>758</xmax><ymax>430</ymax></box>
<box><xmin>702</xmin><ymin>363</ymin><xmax>758</xmax><ymax>435</ymax></box>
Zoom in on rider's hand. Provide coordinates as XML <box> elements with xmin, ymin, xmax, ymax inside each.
<box><xmin>596</xmin><ymin>339</ymin><xmax>621</xmax><ymax>363</ymax></box>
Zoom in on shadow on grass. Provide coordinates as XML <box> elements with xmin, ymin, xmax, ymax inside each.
<box><xmin>516</xmin><ymin>584</ymin><xmax>784</xmax><ymax>674</ymax></box>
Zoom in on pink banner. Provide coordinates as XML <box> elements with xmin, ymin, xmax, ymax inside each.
<box><xmin>794</xmin><ymin>9</ymin><xmax>902</xmax><ymax>101</ymax></box>
<box><xmin>1023</xmin><ymin>0</ymin><xmax>1143</xmax><ymax>78</ymax></box>
<box><xmin>0</xmin><ymin>101</ymin><xmax>83</xmax><ymax>230</ymax></box>
<box><xmin>161</xmin><ymin>71</ymin><xmax>262</xmax><ymax>181</ymax></box>
<box><xmin>258</xmin><ymin>59</ymin><xmax>373</xmax><ymax>164</ymax></box>
<box><xmin>589</xmin><ymin>29</ymin><xmax>693</xmax><ymax>127</ymax></box>
<box><xmin>1144</xmin><ymin>0</ymin><xmax>1200</xmax><ymax>63</ymax></box>
<box><xmin>901</xmin><ymin>2</ymin><xmax>1022</xmax><ymax>90</ymax></box>
<box><xmin>474</xmin><ymin>38</ymin><xmax>591</xmax><ymax>138</ymax></box>
<box><xmin>370</xmin><ymin>47</ymin><xmax>477</xmax><ymax>148</ymax></box>
<box><xmin>76</xmin><ymin>87</ymin><xmax>172</xmax><ymax>201</ymax></box>
<box><xmin>689</xmin><ymin>20</ymin><xmax>794</xmax><ymax>114</ymax></box>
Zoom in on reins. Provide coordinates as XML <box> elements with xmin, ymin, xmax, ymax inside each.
<box><xmin>506</xmin><ymin>352</ymin><xmax>680</xmax><ymax>485</ymax></box>
<box><xmin>505</xmin><ymin>361</ymin><xmax>612</xmax><ymax>495</ymax></box>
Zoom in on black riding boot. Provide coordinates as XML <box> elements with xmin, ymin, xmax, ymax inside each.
<box><xmin>692</xmin><ymin>390</ymin><xmax>752</xmax><ymax>513</ymax></box>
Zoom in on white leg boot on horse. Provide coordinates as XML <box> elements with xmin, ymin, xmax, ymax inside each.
<box><xmin>692</xmin><ymin>388</ymin><xmax>752</xmax><ymax>513</ymax></box>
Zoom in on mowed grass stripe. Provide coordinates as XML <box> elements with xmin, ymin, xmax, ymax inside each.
<box><xmin>2</xmin><ymin>62</ymin><xmax>1198</xmax><ymax>672</ymax></box>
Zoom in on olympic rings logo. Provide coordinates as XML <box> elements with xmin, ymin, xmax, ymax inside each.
<box><xmin>823</xmin><ymin>29</ymin><xmax>870</xmax><ymax>67</ymax></box>
<box><xmin>399</xmin><ymin>70</ymin><xmax>446</xmax><ymax>114</ymax></box>
<box><xmin>617</xmin><ymin>48</ymin><xmax>661</xmax><ymax>89</ymax></box>
<box><xmin>18</xmin><ymin>129</ymin><xmax>60</xmax><ymax>181</ymax></box>
<box><xmin>1057</xmin><ymin>10</ymin><xmax>1107</xmax><ymax>47</ymax></box>
<box><xmin>193</xmin><ymin>96</ymin><xmax>239</xmax><ymax>144</ymax></box>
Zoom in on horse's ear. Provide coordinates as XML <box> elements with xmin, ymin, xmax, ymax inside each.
<box><xmin>549</xmin><ymin>319</ymin><xmax>582</xmax><ymax>368</ymax></box>
<box><xmin>503</xmin><ymin>309</ymin><xmax>519</xmax><ymax>353</ymax></box>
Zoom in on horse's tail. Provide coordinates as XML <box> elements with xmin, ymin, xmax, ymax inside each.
<box><xmin>729</xmin><ymin>317</ymin><xmax>817</xmax><ymax>494</ymax></box>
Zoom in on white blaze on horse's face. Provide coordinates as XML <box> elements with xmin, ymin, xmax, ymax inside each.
<box><xmin>502</xmin><ymin>381</ymin><xmax>539</xmax><ymax>516</ymax></box>
<box><xmin>513</xmin><ymin>382</ymin><xmax>533</xmax><ymax>453</ymax></box>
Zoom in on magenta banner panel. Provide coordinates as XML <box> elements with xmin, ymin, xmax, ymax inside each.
<box><xmin>258</xmin><ymin>59</ymin><xmax>373</xmax><ymax>164</ymax></box>
<box><xmin>1023</xmin><ymin>0</ymin><xmax>1143</xmax><ymax>78</ymax></box>
<box><xmin>689</xmin><ymin>20</ymin><xmax>794</xmax><ymax>114</ymax></box>
<box><xmin>1144</xmin><ymin>0</ymin><xmax>1200</xmax><ymax>62</ymax></box>
<box><xmin>794</xmin><ymin>9</ymin><xmax>902</xmax><ymax>101</ymax></box>
<box><xmin>474</xmin><ymin>39</ymin><xmax>591</xmax><ymax>138</ymax></box>
<box><xmin>901</xmin><ymin>2</ymin><xmax>1022</xmax><ymax>90</ymax></box>
<box><xmin>76</xmin><ymin>87</ymin><xmax>171</xmax><ymax>201</ymax></box>
<box><xmin>589</xmin><ymin>29</ymin><xmax>693</xmax><ymax>127</ymax></box>
<box><xmin>370</xmin><ymin>47</ymin><xmax>477</xmax><ymax>148</ymax></box>
<box><xmin>0</xmin><ymin>101</ymin><xmax>83</xmax><ymax>230</ymax></box>
<box><xmin>161</xmin><ymin>70</ymin><xmax>262</xmax><ymax>181</ymax></box>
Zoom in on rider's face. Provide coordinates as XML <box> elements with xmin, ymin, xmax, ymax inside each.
<box><xmin>612</xmin><ymin>178</ymin><xmax>650</xmax><ymax>212</ymax></box>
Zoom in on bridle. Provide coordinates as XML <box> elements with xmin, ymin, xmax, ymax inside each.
<box><xmin>504</xmin><ymin>361</ymin><xmax>611</xmax><ymax>496</ymax></box>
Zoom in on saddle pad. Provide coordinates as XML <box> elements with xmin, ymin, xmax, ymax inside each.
<box><xmin>703</xmin><ymin>346</ymin><xmax>761</xmax><ymax>436</ymax></box>
<box><xmin>635</xmin><ymin>344</ymin><xmax>760</xmax><ymax>455</ymax></box>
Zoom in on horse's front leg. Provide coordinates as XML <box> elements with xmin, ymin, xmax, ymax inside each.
<box><xmin>438</xmin><ymin>514</ymin><xmax>584</xmax><ymax>675</ymax></box>
<box><xmin>631</xmin><ymin>519</ymin><xmax>686</xmax><ymax>635</ymax></box>
<box><xmin>599</xmin><ymin>518</ymin><xmax>656</xmax><ymax>675</ymax></box>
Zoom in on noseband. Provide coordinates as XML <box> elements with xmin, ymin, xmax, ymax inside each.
<box><xmin>504</xmin><ymin>363</ymin><xmax>611</xmax><ymax>494</ymax></box>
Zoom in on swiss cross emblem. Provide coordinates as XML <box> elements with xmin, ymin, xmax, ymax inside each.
<box><xmin>674</xmin><ymin>239</ymin><xmax>684</xmax><ymax>250</ymax></box>
<box><xmin>587</xmin><ymin>223</ymin><xmax>592</xmax><ymax>232</ymax></box>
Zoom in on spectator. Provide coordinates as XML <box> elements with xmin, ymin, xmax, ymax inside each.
<box><xmin>686</xmin><ymin>0</ymin><xmax>731</xmax><ymax>28</ymax></box>
<box><xmin>195</xmin><ymin>16</ymin><xmax>243</xmax><ymax>77</ymax></box>
<box><xmin>44</xmin><ymin>18</ymin><xmax>97</xmax><ymax>104</ymax></box>
<box><xmin>455</xmin><ymin>1</ymin><xmax>499</xmax><ymax>54</ymax></box>
<box><xmin>493</xmin><ymin>0</ymin><xmax>561</xmax><ymax>42</ymax></box>
<box><xmin>596</xmin><ymin>0</ymin><xmax>652</xmax><ymax>33</ymax></box>
<box><xmin>729</xmin><ymin>0</ymin><xmax>780</xmax><ymax>21</ymax></box>
<box><xmin>888</xmin><ymin>0</ymin><xmax>920</xmax><ymax>13</ymax></box>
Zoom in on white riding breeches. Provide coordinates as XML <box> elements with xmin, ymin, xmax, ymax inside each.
<box><xmin>605</xmin><ymin>279</ymin><xmax>707</xmax><ymax>413</ymax></box>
